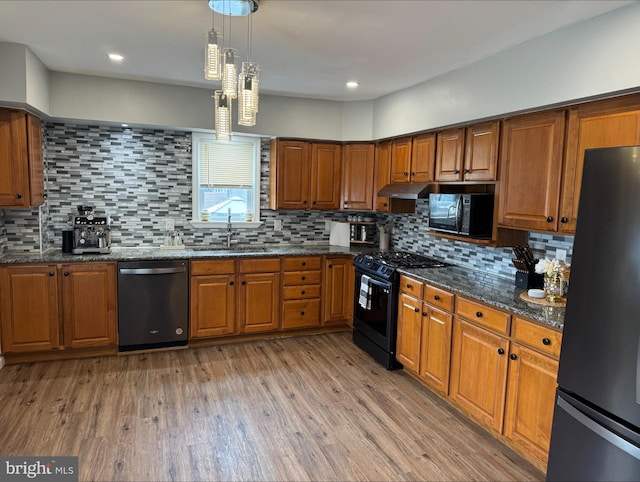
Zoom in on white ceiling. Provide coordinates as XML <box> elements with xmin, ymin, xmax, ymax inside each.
<box><xmin>0</xmin><ymin>0</ymin><xmax>635</xmax><ymax>101</ymax></box>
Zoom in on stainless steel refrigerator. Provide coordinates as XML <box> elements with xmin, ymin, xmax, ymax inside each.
<box><xmin>546</xmin><ymin>146</ymin><xmax>640</xmax><ymax>481</ymax></box>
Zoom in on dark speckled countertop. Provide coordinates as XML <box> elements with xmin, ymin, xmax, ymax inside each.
<box><xmin>0</xmin><ymin>245</ymin><xmax>563</xmax><ymax>330</ymax></box>
<box><xmin>398</xmin><ymin>265</ymin><xmax>564</xmax><ymax>329</ymax></box>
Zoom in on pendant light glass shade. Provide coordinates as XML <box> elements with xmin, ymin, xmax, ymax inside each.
<box><xmin>208</xmin><ymin>0</ymin><xmax>258</xmax><ymax>16</ymax></box>
<box><xmin>238</xmin><ymin>62</ymin><xmax>259</xmax><ymax>126</ymax></box>
<box><xmin>222</xmin><ymin>49</ymin><xmax>238</xmax><ymax>99</ymax></box>
<box><xmin>204</xmin><ymin>29</ymin><xmax>222</xmax><ymax>81</ymax></box>
<box><xmin>214</xmin><ymin>91</ymin><xmax>231</xmax><ymax>141</ymax></box>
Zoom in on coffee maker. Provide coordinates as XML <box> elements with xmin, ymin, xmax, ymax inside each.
<box><xmin>71</xmin><ymin>205</ymin><xmax>112</xmax><ymax>254</ymax></box>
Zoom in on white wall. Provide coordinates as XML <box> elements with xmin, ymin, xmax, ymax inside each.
<box><xmin>342</xmin><ymin>100</ymin><xmax>374</xmax><ymax>141</ymax></box>
<box><xmin>0</xmin><ymin>43</ymin><xmax>26</xmax><ymax>105</ymax></box>
<box><xmin>49</xmin><ymin>72</ymin><xmax>345</xmax><ymax>139</ymax></box>
<box><xmin>24</xmin><ymin>48</ymin><xmax>49</xmax><ymax>115</ymax></box>
<box><xmin>373</xmin><ymin>2</ymin><xmax>640</xmax><ymax>138</ymax></box>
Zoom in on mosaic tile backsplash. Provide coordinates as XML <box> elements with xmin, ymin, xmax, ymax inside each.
<box><xmin>0</xmin><ymin>122</ymin><xmax>574</xmax><ymax>279</ymax></box>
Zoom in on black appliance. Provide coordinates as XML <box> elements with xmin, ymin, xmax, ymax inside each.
<box><xmin>352</xmin><ymin>252</ymin><xmax>449</xmax><ymax>370</ymax></box>
<box><xmin>428</xmin><ymin>193</ymin><xmax>493</xmax><ymax>237</ymax></box>
<box><xmin>546</xmin><ymin>147</ymin><xmax>640</xmax><ymax>481</ymax></box>
<box><xmin>117</xmin><ymin>260</ymin><xmax>189</xmax><ymax>351</ymax></box>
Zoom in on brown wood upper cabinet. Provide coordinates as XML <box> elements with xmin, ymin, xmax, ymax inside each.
<box><xmin>560</xmin><ymin>96</ymin><xmax>640</xmax><ymax>233</ymax></box>
<box><xmin>390</xmin><ymin>135</ymin><xmax>435</xmax><ymax>183</ymax></box>
<box><xmin>0</xmin><ymin>109</ymin><xmax>45</xmax><ymax>208</ymax></box>
<box><xmin>342</xmin><ymin>143</ymin><xmax>375</xmax><ymax>211</ymax></box>
<box><xmin>497</xmin><ymin>110</ymin><xmax>566</xmax><ymax>232</ymax></box>
<box><xmin>374</xmin><ymin>141</ymin><xmax>392</xmax><ymax>212</ymax></box>
<box><xmin>270</xmin><ymin>139</ymin><xmax>341</xmax><ymax>210</ymax></box>
<box><xmin>435</xmin><ymin>122</ymin><xmax>500</xmax><ymax>182</ymax></box>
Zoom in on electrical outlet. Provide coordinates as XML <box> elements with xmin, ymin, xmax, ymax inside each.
<box><xmin>556</xmin><ymin>248</ymin><xmax>567</xmax><ymax>262</ymax></box>
<box><xmin>274</xmin><ymin>219</ymin><xmax>283</xmax><ymax>231</ymax></box>
<box><xmin>165</xmin><ymin>218</ymin><xmax>175</xmax><ymax>231</ymax></box>
<box><xmin>325</xmin><ymin>220</ymin><xmax>332</xmax><ymax>233</ymax></box>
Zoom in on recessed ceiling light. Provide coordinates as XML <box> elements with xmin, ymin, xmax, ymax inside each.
<box><xmin>108</xmin><ymin>53</ymin><xmax>125</xmax><ymax>62</ymax></box>
<box><xmin>346</xmin><ymin>81</ymin><xmax>359</xmax><ymax>89</ymax></box>
<box><xmin>121</xmin><ymin>124</ymin><xmax>129</xmax><ymax>128</ymax></box>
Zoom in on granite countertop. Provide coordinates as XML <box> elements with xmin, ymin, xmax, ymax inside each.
<box><xmin>0</xmin><ymin>244</ymin><xmax>375</xmax><ymax>264</ymax></box>
<box><xmin>398</xmin><ymin>265</ymin><xmax>565</xmax><ymax>330</ymax></box>
<box><xmin>0</xmin><ymin>244</ymin><xmax>563</xmax><ymax>329</ymax></box>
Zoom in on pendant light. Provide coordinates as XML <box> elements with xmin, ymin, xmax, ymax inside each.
<box><xmin>222</xmin><ymin>48</ymin><xmax>238</xmax><ymax>99</ymax></box>
<box><xmin>214</xmin><ymin>91</ymin><xmax>231</xmax><ymax>141</ymax></box>
<box><xmin>204</xmin><ymin>28</ymin><xmax>222</xmax><ymax>81</ymax></box>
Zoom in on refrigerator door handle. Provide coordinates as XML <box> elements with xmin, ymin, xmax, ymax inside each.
<box><xmin>637</xmin><ymin>330</ymin><xmax>640</xmax><ymax>405</ymax></box>
<box><xmin>558</xmin><ymin>397</ymin><xmax>640</xmax><ymax>461</ymax></box>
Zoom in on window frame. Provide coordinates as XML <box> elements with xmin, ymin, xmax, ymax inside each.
<box><xmin>190</xmin><ymin>131</ymin><xmax>262</xmax><ymax>229</ymax></box>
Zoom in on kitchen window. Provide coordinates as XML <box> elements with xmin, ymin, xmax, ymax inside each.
<box><xmin>191</xmin><ymin>132</ymin><xmax>261</xmax><ymax>227</ymax></box>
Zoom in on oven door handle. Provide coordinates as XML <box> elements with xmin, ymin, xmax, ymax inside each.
<box><xmin>356</xmin><ymin>272</ymin><xmax>392</xmax><ymax>290</ymax></box>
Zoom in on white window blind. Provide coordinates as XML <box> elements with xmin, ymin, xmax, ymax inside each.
<box><xmin>198</xmin><ymin>138</ymin><xmax>255</xmax><ymax>188</ymax></box>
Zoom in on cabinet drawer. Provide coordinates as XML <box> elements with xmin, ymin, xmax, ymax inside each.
<box><xmin>456</xmin><ymin>297</ymin><xmax>511</xmax><ymax>335</ymax></box>
<box><xmin>283</xmin><ymin>270</ymin><xmax>321</xmax><ymax>286</ymax></box>
<box><xmin>238</xmin><ymin>258</ymin><xmax>281</xmax><ymax>273</ymax></box>
<box><xmin>282</xmin><ymin>256</ymin><xmax>321</xmax><ymax>271</ymax></box>
<box><xmin>190</xmin><ymin>259</ymin><xmax>235</xmax><ymax>275</ymax></box>
<box><xmin>424</xmin><ymin>284</ymin><xmax>454</xmax><ymax>312</ymax></box>
<box><xmin>512</xmin><ymin>316</ymin><xmax>563</xmax><ymax>358</ymax></box>
<box><xmin>282</xmin><ymin>299</ymin><xmax>321</xmax><ymax>329</ymax></box>
<box><xmin>399</xmin><ymin>275</ymin><xmax>423</xmax><ymax>298</ymax></box>
<box><xmin>283</xmin><ymin>284</ymin><xmax>321</xmax><ymax>300</ymax></box>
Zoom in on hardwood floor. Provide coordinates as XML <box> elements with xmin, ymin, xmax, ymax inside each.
<box><xmin>0</xmin><ymin>333</ymin><xmax>543</xmax><ymax>481</ymax></box>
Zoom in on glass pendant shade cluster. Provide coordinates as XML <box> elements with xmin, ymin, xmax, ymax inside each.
<box><xmin>205</xmin><ymin>0</ymin><xmax>259</xmax><ymax>140</ymax></box>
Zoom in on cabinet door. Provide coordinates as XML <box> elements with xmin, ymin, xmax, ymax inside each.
<box><xmin>0</xmin><ymin>265</ymin><xmax>60</xmax><ymax>353</ymax></box>
<box><xmin>419</xmin><ymin>304</ymin><xmax>453</xmax><ymax>395</ymax></box>
<box><xmin>273</xmin><ymin>140</ymin><xmax>310</xmax><ymax>209</ymax></box>
<box><xmin>561</xmin><ymin>105</ymin><xmax>640</xmax><ymax>233</ymax></box>
<box><xmin>374</xmin><ymin>141</ymin><xmax>391</xmax><ymax>212</ymax></box>
<box><xmin>435</xmin><ymin>129</ymin><xmax>464</xmax><ymax>181</ymax></box>
<box><xmin>61</xmin><ymin>263</ymin><xmax>117</xmax><ymax>348</ymax></box>
<box><xmin>0</xmin><ymin>110</ymin><xmax>30</xmax><ymax>207</ymax></box>
<box><xmin>450</xmin><ymin>318</ymin><xmax>509</xmax><ymax>432</ymax></box>
<box><xmin>498</xmin><ymin>110</ymin><xmax>566</xmax><ymax>232</ymax></box>
<box><xmin>26</xmin><ymin>114</ymin><xmax>44</xmax><ymax>206</ymax></box>
<box><xmin>411</xmin><ymin>133</ymin><xmax>436</xmax><ymax>182</ymax></box>
<box><xmin>239</xmin><ymin>272</ymin><xmax>281</xmax><ymax>333</ymax></box>
<box><xmin>342</xmin><ymin>143</ymin><xmax>374</xmax><ymax>211</ymax></box>
<box><xmin>190</xmin><ymin>274</ymin><xmax>236</xmax><ymax>338</ymax></box>
<box><xmin>396</xmin><ymin>292</ymin><xmax>422</xmax><ymax>373</ymax></box>
<box><xmin>310</xmin><ymin>143</ymin><xmax>341</xmax><ymax>210</ymax></box>
<box><xmin>390</xmin><ymin>137</ymin><xmax>412</xmax><ymax>183</ymax></box>
<box><xmin>504</xmin><ymin>343</ymin><xmax>559</xmax><ymax>465</ymax></box>
<box><xmin>322</xmin><ymin>257</ymin><xmax>349</xmax><ymax>324</ymax></box>
<box><xmin>464</xmin><ymin>121</ymin><xmax>500</xmax><ymax>181</ymax></box>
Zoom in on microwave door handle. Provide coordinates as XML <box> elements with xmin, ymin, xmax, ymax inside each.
<box><xmin>455</xmin><ymin>196</ymin><xmax>463</xmax><ymax>232</ymax></box>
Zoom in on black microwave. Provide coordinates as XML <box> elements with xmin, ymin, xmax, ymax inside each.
<box><xmin>428</xmin><ymin>193</ymin><xmax>494</xmax><ymax>237</ymax></box>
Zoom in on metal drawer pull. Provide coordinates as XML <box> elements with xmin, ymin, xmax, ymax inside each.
<box><xmin>475</xmin><ymin>311</ymin><xmax>483</xmax><ymax>317</ymax></box>
<box><xmin>542</xmin><ymin>338</ymin><xmax>551</xmax><ymax>345</ymax></box>
<box><xmin>434</xmin><ymin>295</ymin><xmax>440</xmax><ymax>300</ymax></box>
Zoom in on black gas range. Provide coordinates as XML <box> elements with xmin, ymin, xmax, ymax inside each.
<box><xmin>352</xmin><ymin>251</ymin><xmax>450</xmax><ymax>370</ymax></box>
<box><xmin>353</xmin><ymin>251</ymin><xmax>449</xmax><ymax>279</ymax></box>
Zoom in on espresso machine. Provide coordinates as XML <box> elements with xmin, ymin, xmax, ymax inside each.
<box><xmin>71</xmin><ymin>205</ymin><xmax>112</xmax><ymax>254</ymax></box>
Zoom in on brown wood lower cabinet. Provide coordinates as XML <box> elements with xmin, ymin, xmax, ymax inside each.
<box><xmin>450</xmin><ymin>318</ymin><xmax>510</xmax><ymax>432</ymax></box>
<box><xmin>61</xmin><ymin>263</ymin><xmax>117</xmax><ymax>348</ymax></box>
<box><xmin>419</xmin><ymin>304</ymin><xmax>452</xmax><ymax>395</ymax></box>
<box><xmin>190</xmin><ymin>274</ymin><xmax>236</xmax><ymax>338</ymax></box>
<box><xmin>504</xmin><ymin>343</ymin><xmax>559</xmax><ymax>465</ymax></box>
<box><xmin>239</xmin><ymin>271</ymin><xmax>281</xmax><ymax>333</ymax></box>
<box><xmin>0</xmin><ymin>262</ymin><xmax>117</xmax><ymax>354</ymax></box>
<box><xmin>0</xmin><ymin>264</ymin><xmax>60</xmax><ymax>353</ymax></box>
<box><xmin>322</xmin><ymin>256</ymin><xmax>352</xmax><ymax>325</ymax></box>
<box><xmin>396</xmin><ymin>291</ymin><xmax>423</xmax><ymax>372</ymax></box>
<box><xmin>282</xmin><ymin>256</ymin><xmax>321</xmax><ymax>330</ymax></box>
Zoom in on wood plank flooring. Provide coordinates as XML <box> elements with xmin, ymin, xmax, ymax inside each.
<box><xmin>0</xmin><ymin>333</ymin><xmax>543</xmax><ymax>481</ymax></box>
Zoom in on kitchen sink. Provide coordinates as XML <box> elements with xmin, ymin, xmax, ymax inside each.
<box><xmin>187</xmin><ymin>246</ymin><xmax>269</xmax><ymax>252</ymax></box>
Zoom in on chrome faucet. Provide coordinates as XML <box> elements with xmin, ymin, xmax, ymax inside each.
<box><xmin>226</xmin><ymin>208</ymin><xmax>234</xmax><ymax>248</ymax></box>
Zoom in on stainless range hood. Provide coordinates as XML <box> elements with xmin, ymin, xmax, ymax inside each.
<box><xmin>377</xmin><ymin>183</ymin><xmax>431</xmax><ymax>199</ymax></box>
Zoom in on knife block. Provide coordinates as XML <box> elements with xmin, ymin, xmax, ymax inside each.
<box><xmin>515</xmin><ymin>270</ymin><xmax>544</xmax><ymax>289</ymax></box>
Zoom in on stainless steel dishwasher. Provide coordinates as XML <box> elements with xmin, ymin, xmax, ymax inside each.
<box><xmin>117</xmin><ymin>259</ymin><xmax>189</xmax><ymax>351</ymax></box>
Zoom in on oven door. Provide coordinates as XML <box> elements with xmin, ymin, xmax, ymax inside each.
<box><xmin>353</xmin><ymin>268</ymin><xmax>396</xmax><ymax>353</ymax></box>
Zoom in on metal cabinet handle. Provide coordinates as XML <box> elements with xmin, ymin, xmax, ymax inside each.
<box><xmin>434</xmin><ymin>295</ymin><xmax>440</xmax><ymax>300</ymax></box>
<box><xmin>498</xmin><ymin>348</ymin><xmax>505</xmax><ymax>355</ymax></box>
<box><xmin>64</xmin><ymin>272</ymin><xmax>69</xmax><ymax>276</ymax></box>
<box><xmin>229</xmin><ymin>281</ymin><xmax>234</xmax><ymax>286</ymax></box>
<box><xmin>49</xmin><ymin>271</ymin><xmax>55</xmax><ymax>277</ymax></box>
<box><xmin>407</xmin><ymin>284</ymin><xmax>412</xmax><ymax>289</ymax></box>
<box><xmin>383</xmin><ymin>203</ymin><xmax>388</xmax><ymax>207</ymax></box>
<box><xmin>414</xmin><ymin>307</ymin><xmax>420</xmax><ymax>313</ymax></box>
<box><xmin>301</xmin><ymin>276</ymin><xmax>306</xmax><ymax>280</ymax></box>
<box><xmin>301</xmin><ymin>290</ymin><xmax>305</xmax><ymax>295</ymax></box>
<box><xmin>404</xmin><ymin>171</ymin><xmax>408</xmax><ymax>176</ymax></box>
<box><xmin>241</xmin><ymin>281</ymin><xmax>246</xmax><ymax>285</ymax></box>
<box><xmin>301</xmin><ymin>311</ymin><xmax>305</xmax><ymax>316</ymax></box>
<box><xmin>510</xmin><ymin>353</ymin><xmax>518</xmax><ymax>360</ymax></box>
<box><xmin>560</xmin><ymin>217</ymin><xmax>568</xmax><ymax>224</ymax></box>
<box><xmin>411</xmin><ymin>172</ymin><xmax>416</xmax><ymax>176</ymax></box>
<box><xmin>15</xmin><ymin>193</ymin><xmax>22</xmax><ymax>199</ymax></box>
<box><xmin>546</xmin><ymin>216</ymin><xmax>554</xmax><ymax>222</ymax></box>
<box><xmin>302</xmin><ymin>262</ymin><xmax>306</xmax><ymax>266</ymax></box>
<box><xmin>422</xmin><ymin>311</ymin><xmax>427</xmax><ymax>317</ymax></box>
<box><xmin>542</xmin><ymin>338</ymin><xmax>551</xmax><ymax>345</ymax></box>
<box><xmin>454</xmin><ymin>169</ymin><xmax>460</xmax><ymax>174</ymax></box>
<box><xmin>475</xmin><ymin>311</ymin><xmax>483</xmax><ymax>318</ymax></box>
<box><xmin>464</xmin><ymin>169</ymin><xmax>471</xmax><ymax>174</ymax></box>
<box><xmin>328</xmin><ymin>265</ymin><xmax>333</xmax><ymax>269</ymax></box>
